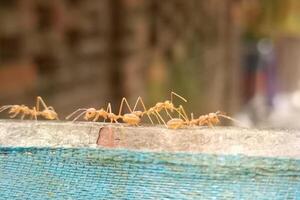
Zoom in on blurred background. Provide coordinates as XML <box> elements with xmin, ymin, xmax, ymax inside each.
<box><xmin>0</xmin><ymin>0</ymin><xmax>300</xmax><ymax>128</ymax></box>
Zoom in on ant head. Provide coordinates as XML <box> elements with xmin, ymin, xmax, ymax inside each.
<box><xmin>8</xmin><ymin>105</ymin><xmax>21</xmax><ymax>113</ymax></box>
<box><xmin>43</xmin><ymin>109</ymin><xmax>58</xmax><ymax>120</ymax></box>
<box><xmin>208</xmin><ymin>112</ymin><xmax>220</xmax><ymax>124</ymax></box>
<box><xmin>84</xmin><ymin>108</ymin><xmax>97</xmax><ymax>120</ymax></box>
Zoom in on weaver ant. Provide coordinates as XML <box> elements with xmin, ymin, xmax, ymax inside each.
<box><xmin>66</xmin><ymin>96</ymin><xmax>155</xmax><ymax>126</ymax></box>
<box><xmin>146</xmin><ymin>92</ymin><xmax>188</xmax><ymax>125</ymax></box>
<box><xmin>166</xmin><ymin>110</ymin><xmax>241</xmax><ymax>129</ymax></box>
<box><xmin>166</xmin><ymin>105</ymin><xmax>190</xmax><ymax>129</ymax></box>
<box><xmin>0</xmin><ymin>96</ymin><xmax>59</xmax><ymax>120</ymax></box>
<box><xmin>66</xmin><ymin>104</ymin><xmax>111</xmax><ymax>122</ymax></box>
<box><xmin>117</xmin><ymin>96</ymin><xmax>155</xmax><ymax>126</ymax></box>
<box><xmin>189</xmin><ymin>111</ymin><xmax>240</xmax><ymax>127</ymax></box>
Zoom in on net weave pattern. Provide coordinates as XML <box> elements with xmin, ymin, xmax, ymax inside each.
<box><xmin>0</xmin><ymin>147</ymin><xmax>299</xmax><ymax>199</ymax></box>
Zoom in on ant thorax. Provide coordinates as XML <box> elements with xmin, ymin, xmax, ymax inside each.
<box><xmin>23</xmin><ymin>107</ymin><xmax>31</xmax><ymax>115</ymax></box>
<box><xmin>97</xmin><ymin>109</ymin><xmax>108</xmax><ymax>119</ymax></box>
<box><xmin>164</xmin><ymin>101</ymin><xmax>175</xmax><ymax>110</ymax></box>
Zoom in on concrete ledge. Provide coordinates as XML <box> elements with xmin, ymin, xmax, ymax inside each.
<box><xmin>0</xmin><ymin>120</ymin><xmax>299</xmax><ymax>159</ymax></box>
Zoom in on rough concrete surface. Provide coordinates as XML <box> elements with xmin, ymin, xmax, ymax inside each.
<box><xmin>0</xmin><ymin>120</ymin><xmax>299</xmax><ymax>159</ymax></box>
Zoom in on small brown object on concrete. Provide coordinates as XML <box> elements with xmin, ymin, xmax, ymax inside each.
<box><xmin>97</xmin><ymin>126</ymin><xmax>116</xmax><ymax>148</ymax></box>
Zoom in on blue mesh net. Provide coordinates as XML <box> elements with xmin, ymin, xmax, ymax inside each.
<box><xmin>0</xmin><ymin>147</ymin><xmax>299</xmax><ymax>199</ymax></box>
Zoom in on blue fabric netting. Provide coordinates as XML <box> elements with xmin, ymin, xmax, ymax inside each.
<box><xmin>0</xmin><ymin>147</ymin><xmax>299</xmax><ymax>199</ymax></box>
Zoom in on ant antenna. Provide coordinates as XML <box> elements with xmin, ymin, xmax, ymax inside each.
<box><xmin>0</xmin><ymin>105</ymin><xmax>14</xmax><ymax>113</ymax></box>
<box><xmin>171</xmin><ymin>92</ymin><xmax>187</xmax><ymax>103</ymax></box>
<box><xmin>72</xmin><ymin>111</ymin><xmax>88</xmax><ymax>122</ymax></box>
<box><xmin>66</xmin><ymin>108</ymin><xmax>87</xmax><ymax>120</ymax></box>
<box><xmin>216</xmin><ymin>111</ymin><xmax>245</xmax><ymax>126</ymax></box>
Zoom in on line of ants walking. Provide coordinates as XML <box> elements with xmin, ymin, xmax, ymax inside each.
<box><xmin>0</xmin><ymin>92</ymin><xmax>240</xmax><ymax>129</ymax></box>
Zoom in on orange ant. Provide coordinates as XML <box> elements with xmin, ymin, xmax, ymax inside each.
<box><xmin>189</xmin><ymin>111</ymin><xmax>240</xmax><ymax>127</ymax></box>
<box><xmin>166</xmin><ymin>105</ymin><xmax>190</xmax><ymax>129</ymax></box>
<box><xmin>66</xmin><ymin>96</ymin><xmax>155</xmax><ymax>126</ymax></box>
<box><xmin>146</xmin><ymin>92</ymin><xmax>188</xmax><ymax>125</ymax></box>
<box><xmin>0</xmin><ymin>96</ymin><xmax>59</xmax><ymax>120</ymax></box>
<box><xmin>166</xmin><ymin>110</ymin><xmax>241</xmax><ymax>129</ymax></box>
<box><xmin>106</xmin><ymin>102</ymin><xmax>121</xmax><ymax>123</ymax></box>
<box><xmin>117</xmin><ymin>96</ymin><xmax>155</xmax><ymax>126</ymax></box>
<box><xmin>66</xmin><ymin>104</ymin><xmax>111</xmax><ymax>122</ymax></box>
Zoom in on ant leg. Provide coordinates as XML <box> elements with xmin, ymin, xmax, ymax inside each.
<box><xmin>66</xmin><ymin>109</ymin><xmax>87</xmax><ymax>120</ymax></box>
<box><xmin>171</xmin><ymin>92</ymin><xmax>187</xmax><ymax>103</ymax></box>
<box><xmin>208</xmin><ymin>121</ymin><xmax>214</xmax><ymax>128</ymax></box>
<box><xmin>34</xmin><ymin>107</ymin><xmax>38</xmax><ymax>121</ymax></box>
<box><xmin>175</xmin><ymin>105</ymin><xmax>189</xmax><ymax>122</ymax></box>
<box><xmin>36</xmin><ymin>96</ymin><xmax>49</xmax><ymax>112</ymax></box>
<box><xmin>155</xmin><ymin>111</ymin><xmax>167</xmax><ymax>127</ymax></box>
<box><xmin>103</xmin><ymin>104</ymin><xmax>111</xmax><ymax>122</ymax></box>
<box><xmin>9</xmin><ymin>110</ymin><xmax>21</xmax><ymax>118</ymax></box>
<box><xmin>189</xmin><ymin>113</ymin><xmax>193</xmax><ymax>126</ymax></box>
<box><xmin>133</xmin><ymin>97</ymin><xmax>154</xmax><ymax>124</ymax></box>
<box><xmin>118</xmin><ymin>97</ymin><xmax>133</xmax><ymax>116</ymax></box>
<box><xmin>163</xmin><ymin>108</ymin><xmax>173</xmax><ymax>119</ymax></box>
<box><xmin>107</xmin><ymin>103</ymin><xmax>113</xmax><ymax>123</ymax></box>
<box><xmin>107</xmin><ymin>103</ymin><xmax>119</xmax><ymax>124</ymax></box>
<box><xmin>93</xmin><ymin>112</ymin><xmax>101</xmax><ymax>122</ymax></box>
<box><xmin>30</xmin><ymin>114</ymin><xmax>33</xmax><ymax>120</ymax></box>
<box><xmin>21</xmin><ymin>113</ymin><xmax>26</xmax><ymax>120</ymax></box>
<box><xmin>107</xmin><ymin>103</ymin><xmax>114</xmax><ymax>123</ymax></box>
<box><xmin>154</xmin><ymin>114</ymin><xmax>162</xmax><ymax>124</ymax></box>
<box><xmin>150</xmin><ymin>112</ymin><xmax>161</xmax><ymax>124</ymax></box>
